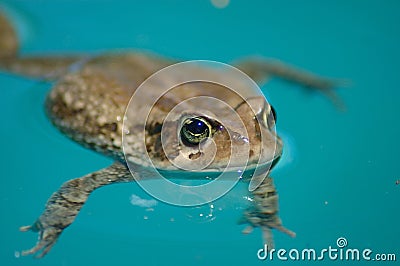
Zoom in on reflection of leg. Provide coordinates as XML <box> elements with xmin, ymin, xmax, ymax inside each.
<box><xmin>1</xmin><ymin>55</ymin><xmax>86</xmax><ymax>80</ymax></box>
<box><xmin>239</xmin><ymin>176</ymin><xmax>295</xmax><ymax>248</ymax></box>
<box><xmin>0</xmin><ymin>11</ymin><xmax>83</xmax><ymax>80</ymax></box>
<box><xmin>235</xmin><ymin>58</ymin><xmax>345</xmax><ymax>109</ymax></box>
<box><xmin>0</xmin><ymin>12</ymin><xmax>18</xmax><ymax>59</ymax></box>
<box><xmin>20</xmin><ymin>162</ymin><xmax>132</xmax><ymax>258</ymax></box>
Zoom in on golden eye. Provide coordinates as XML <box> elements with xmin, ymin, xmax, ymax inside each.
<box><xmin>180</xmin><ymin>117</ymin><xmax>211</xmax><ymax>145</ymax></box>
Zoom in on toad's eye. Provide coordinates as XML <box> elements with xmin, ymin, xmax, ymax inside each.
<box><xmin>180</xmin><ymin>117</ymin><xmax>211</xmax><ymax>145</ymax></box>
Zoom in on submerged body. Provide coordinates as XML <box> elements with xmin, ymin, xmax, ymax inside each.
<box><xmin>0</xmin><ymin>12</ymin><xmax>340</xmax><ymax>258</ymax></box>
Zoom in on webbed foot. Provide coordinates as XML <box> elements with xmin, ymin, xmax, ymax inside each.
<box><xmin>240</xmin><ymin>209</ymin><xmax>296</xmax><ymax>248</ymax></box>
<box><xmin>19</xmin><ymin>163</ymin><xmax>132</xmax><ymax>258</ymax></box>
<box><xmin>19</xmin><ymin>221</ymin><xmax>62</xmax><ymax>258</ymax></box>
<box><xmin>19</xmin><ymin>178</ymin><xmax>88</xmax><ymax>258</ymax></box>
<box><xmin>240</xmin><ymin>176</ymin><xmax>295</xmax><ymax>248</ymax></box>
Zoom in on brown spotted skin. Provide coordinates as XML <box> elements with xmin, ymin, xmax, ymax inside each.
<box><xmin>45</xmin><ymin>69</ymin><xmax>127</xmax><ymax>160</ymax></box>
<box><xmin>0</xmin><ymin>11</ymin><xmax>340</xmax><ymax>257</ymax></box>
<box><xmin>45</xmin><ymin>53</ymin><xmax>174</xmax><ymax>161</ymax></box>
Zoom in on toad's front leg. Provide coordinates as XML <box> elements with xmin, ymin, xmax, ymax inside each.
<box><xmin>240</xmin><ymin>176</ymin><xmax>295</xmax><ymax>248</ymax></box>
<box><xmin>20</xmin><ymin>162</ymin><xmax>132</xmax><ymax>258</ymax></box>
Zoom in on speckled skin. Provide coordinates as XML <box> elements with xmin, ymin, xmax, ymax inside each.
<box><xmin>0</xmin><ymin>12</ymin><xmax>340</xmax><ymax>258</ymax></box>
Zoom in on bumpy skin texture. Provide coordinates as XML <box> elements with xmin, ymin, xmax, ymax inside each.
<box><xmin>0</xmin><ymin>11</ymin><xmax>339</xmax><ymax>257</ymax></box>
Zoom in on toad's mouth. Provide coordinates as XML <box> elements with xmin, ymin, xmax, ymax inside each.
<box><xmin>156</xmin><ymin>153</ymin><xmax>282</xmax><ymax>181</ymax></box>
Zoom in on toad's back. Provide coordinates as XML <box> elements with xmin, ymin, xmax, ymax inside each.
<box><xmin>44</xmin><ymin>53</ymin><xmax>174</xmax><ymax>159</ymax></box>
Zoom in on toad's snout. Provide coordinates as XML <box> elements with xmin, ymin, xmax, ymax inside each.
<box><xmin>271</xmin><ymin>155</ymin><xmax>281</xmax><ymax>169</ymax></box>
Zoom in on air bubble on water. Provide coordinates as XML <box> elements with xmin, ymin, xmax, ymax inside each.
<box><xmin>243</xmin><ymin>196</ymin><xmax>254</xmax><ymax>202</ymax></box>
<box><xmin>14</xmin><ymin>251</ymin><xmax>20</xmax><ymax>258</ymax></box>
<box><xmin>185</xmin><ymin>203</ymin><xmax>218</xmax><ymax>223</ymax></box>
<box><xmin>237</xmin><ymin>170</ymin><xmax>243</xmax><ymax>178</ymax></box>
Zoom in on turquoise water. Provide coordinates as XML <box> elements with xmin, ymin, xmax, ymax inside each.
<box><xmin>1</xmin><ymin>0</ymin><xmax>399</xmax><ymax>265</ymax></box>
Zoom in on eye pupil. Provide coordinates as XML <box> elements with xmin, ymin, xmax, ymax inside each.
<box><xmin>187</xmin><ymin>120</ymin><xmax>206</xmax><ymax>134</ymax></box>
<box><xmin>181</xmin><ymin>117</ymin><xmax>211</xmax><ymax>145</ymax></box>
